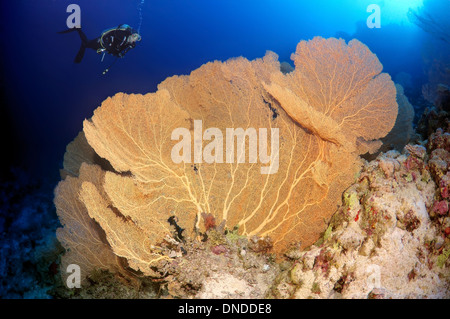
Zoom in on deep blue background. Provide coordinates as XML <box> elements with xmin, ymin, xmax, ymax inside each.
<box><xmin>0</xmin><ymin>0</ymin><xmax>429</xmax><ymax>181</ymax></box>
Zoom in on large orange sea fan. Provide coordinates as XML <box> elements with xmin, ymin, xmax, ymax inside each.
<box><xmin>55</xmin><ymin>37</ymin><xmax>397</xmax><ymax>281</ymax></box>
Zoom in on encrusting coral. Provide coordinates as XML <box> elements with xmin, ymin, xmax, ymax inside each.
<box><xmin>270</xmin><ymin>137</ymin><xmax>450</xmax><ymax>299</ymax></box>
<box><xmin>55</xmin><ymin>37</ymin><xmax>398</xmax><ymax>283</ymax></box>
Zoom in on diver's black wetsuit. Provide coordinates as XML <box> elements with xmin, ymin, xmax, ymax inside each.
<box><xmin>99</xmin><ymin>27</ymin><xmax>137</xmax><ymax>58</ymax></box>
<box><xmin>59</xmin><ymin>25</ymin><xmax>137</xmax><ymax>63</ymax></box>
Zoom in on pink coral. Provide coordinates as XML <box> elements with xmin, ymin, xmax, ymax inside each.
<box><xmin>211</xmin><ymin>245</ymin><xmax>228</xmax><ymax>255</ymax></box>
<box><xmin>433</xmin><ymin>200</ymin><xmax>449</xmax><ymax>216</ymax></box>
<box><xmin>440</xmin><ymin>173</ymin><xmax>450</xmax><ymax>198</ymax></box>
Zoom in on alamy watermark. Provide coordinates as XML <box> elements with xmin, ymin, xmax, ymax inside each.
<box><xmin>171</xmin><ymin>120</ymin><xmax>279</xmax><ymax>174</ymax></box>
<box><xmin>66</xmin><ymin>4</ymin><xmax>81</xmax><ymax>29</ymax></box>
<box><xmin>367</xmin><ymin>4</ymin><xmax>381</xmax><ymax>28</ymax></box>
<box><xmin>365</xmin><ymin>264</ymin><xmax>382</xmax><ymax>290</ymax></box>
<box><xmin>66</xmin><ymin>264</ymin><xmax>81</xmax><ymax>288</ymax></box>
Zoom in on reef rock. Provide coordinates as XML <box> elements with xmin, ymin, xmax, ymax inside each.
<box><xmin>271</xmin><ymin>147</ymin><xmax>450</xmax><ymax>299</ymax></box>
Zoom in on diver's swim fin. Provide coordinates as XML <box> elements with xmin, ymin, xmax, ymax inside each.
<box><xmin>74</xmin><ymin>28</ymin><xmax>89</xmax><ymax>63</ymax></box>
<box><xmin>74</xmin><ymin>45</ymin><xmax>86</xmax><ymax>63</ymax></box>
<box><xmin>58</xmin><ymin>28</ymin><xmax>88</xmax><ymax>63</ymax></box>
<box><xmin>57</xmin><ymin>28</ymin><xmax>78</xmax><ymax>34</ymax></box>
<box><xmin>75</xmin><ymin>28</ymin><xmax>88</xmax><ymax>45</ymax></box>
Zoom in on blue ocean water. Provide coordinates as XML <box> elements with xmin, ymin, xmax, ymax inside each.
<box><xmin>0</xmin><ymin>0</ymin><xmax>448</xmax><ymax>298</ymax></box>
<box><xmin>0</xmin><ymin>0</ymin><xmax>439</xmax><ymax>179</ymax></box>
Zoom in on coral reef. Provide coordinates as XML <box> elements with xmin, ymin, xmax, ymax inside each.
<box><xmin>379</xmin><ymin>84</ymin><xmax>415</xmax><ymax>153</ymax></box>
<box><xmin>270</xmin><ymin>135</ymin><xmax>450</xmax><ymax>299</ymax></box>
<box><xmin>416</xmin><ymin>106</ymin><xmax>449</xmax><ymax>139</ymax></box>
<box><xmin>0</xmin><ymin>169</ymin><xmax>61</xmax><ymax>298</ymax></box>
<box><xmin>162</xmin><ymin>226</ymin><xmax>279</xmax><ymax>299</ymax></box>
<box><xmin>427</xmin><ymin>125</ymin><xmax>450</xmax><ymax>226</ymax></box>
<box><xmin>55</xmin><ymin>37</ymin><xmax>398</xmax><ymax>284</ymax></box>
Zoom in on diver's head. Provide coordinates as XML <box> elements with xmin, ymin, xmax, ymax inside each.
<box><xmin>128</xmin><ymin>33</ymin><xmax>142</xmax><ymax>44</ymax></box>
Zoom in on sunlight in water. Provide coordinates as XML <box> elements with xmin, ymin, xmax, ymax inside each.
<box><xmin>369</xmin><ymin>0</ymin><xmax>424</xmax><ymax>25</ymax></box>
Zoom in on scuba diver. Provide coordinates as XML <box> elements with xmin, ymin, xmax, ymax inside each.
<box><xmin>59</xmin><ymin>24</ymin><xmax>141</xmax><ymax>63</ymax></box>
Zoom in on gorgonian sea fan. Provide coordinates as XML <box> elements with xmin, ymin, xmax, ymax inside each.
<box><xmin>55</xmin><ymin>37</ymin><xmax>397</xmax><ymax>281</ymax></box>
